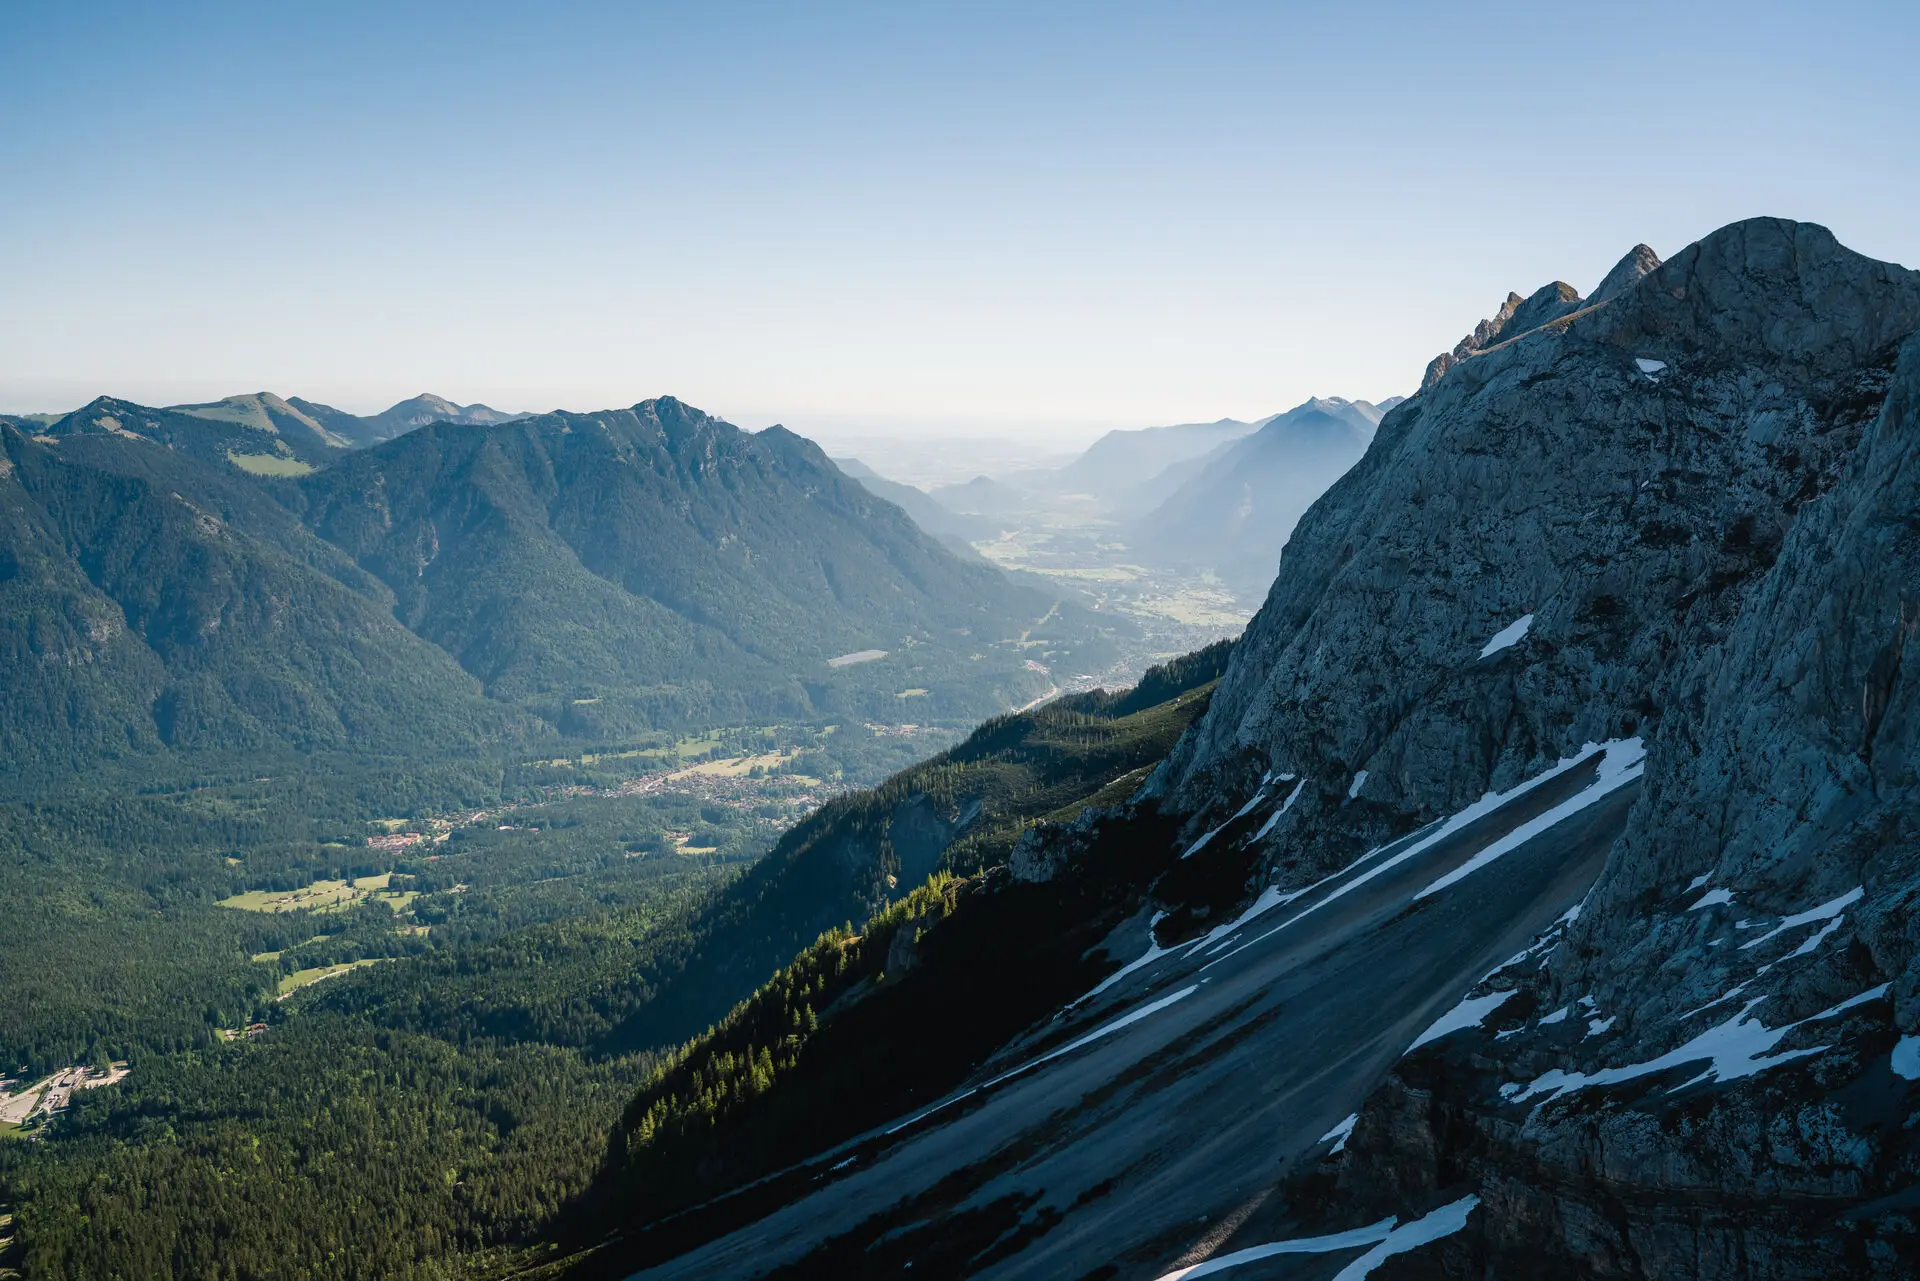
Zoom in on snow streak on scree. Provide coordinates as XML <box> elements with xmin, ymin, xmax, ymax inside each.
<box><xmin>1073</xmin><ymin>738</ymin><xmax>1646</xmax><ymax>1007</ymax></box>
<box><xmin>1408</xmin><ymin>989</ymin><xmax>1518</xmax><ymax>1052</ymax></box>
<box><xmin>1151</xmin><ymin>1196</ymin><xmax>1481</xmax><ymax>1281</ymax></box>
<box><xmin>1198</xmin><ymin>738</ymin><xmax>1644</xmax><ymax>972</ymax></box>
<box><xmin>1413</xmin><ymin>738</ymin><xmax>1644</xmax><ymax>899</ymax></box>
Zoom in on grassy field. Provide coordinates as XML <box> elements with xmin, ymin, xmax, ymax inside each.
<box><xmin>220</xmin><ymin>874</ymin><xmax>416</xmax><ymax>916</ymax></box>
<box><xmin>670</xmin><ymin>748</ymin><xmax>802</xmax><ymax>778</ymax></box>
<box><xmin>277</xmin><ymin>959</ymin><xmax>388</xmax><ymax>998</ymax></box>
<box><xmin>225</xmin><ymin>451</ymin><xmax>315</xmax><ymax>477</ymax></box>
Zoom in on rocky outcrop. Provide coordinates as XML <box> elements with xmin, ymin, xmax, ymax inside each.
<box><xmin>1146</xmin><ymin>218</ymin><xmax>1920</xmax><ymax>1276</ymax></box>
<box><xmin>1158</xmin><ymin>219</ymin><xmax>1919</xmax><ymax>871</ymax></box>
<box><xmin>1590</xmin><ymin>242</ymin><xmax>1662</xmax><ymax>305</ymax></box>
<box><xmin>1418</xmin><ymin>247</ymin><xmax>1663</xmax><ymax>393</ymax></box>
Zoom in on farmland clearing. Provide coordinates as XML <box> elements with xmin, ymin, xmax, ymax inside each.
<box><xmin>277</xmin><ymin>959</ymin><xmax>390</xmax><ymax>998</ymax></box>
<box><xmin>219</xmin><ymin>873</ymin><xmax>418</xmax><ymax>916</ymax></box>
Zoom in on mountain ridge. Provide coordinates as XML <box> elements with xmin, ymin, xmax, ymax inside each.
<box><xmin>0</xmin><ymin>393</ymin><xmax>1122</xmax><ymax>788</ymax></box>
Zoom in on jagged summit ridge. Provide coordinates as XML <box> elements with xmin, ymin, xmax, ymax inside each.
<box><xmin>1418</xmin><ymin>242</ymin><xmax>1667</xmax><ymax>391</ymax></box>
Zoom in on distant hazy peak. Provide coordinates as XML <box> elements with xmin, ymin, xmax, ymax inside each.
<box><xmin>167</xmin><ymin>391</ymin><xmax>355</xmax><ymax>448</ymax></box>
<box><xmin>1268</xmin><ymin>396</ymin><xmax>1390</xmax><ymax>435</ymax></box>
<box><xmin>830</xmin><ymin>455</ymin><xmax>881</xmax><ymax>480</ymax></box>
<box><xmin>380</xmin><ymin>393</ymin><xmax>525</xmax><ymax>428</ymax></box>
<box><xmin>1589</xmin><ymin>242</ymin><xmax>1663</xmax><ymax>306</ymax></box>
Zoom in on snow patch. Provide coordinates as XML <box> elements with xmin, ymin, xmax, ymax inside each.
<box><xmin>1784</xmin><ymin>917</ymin><xmax>1847</xmax><ymax>959</ymax></box>
<box><xmin>1686</xmin><ymin>870</ymin><xmax>1714</xmax><ymax>892</ymax></box>
<box><xmin>1738</xmin><ymin>887</ymin><xmax>1863</xmax><ymax>952</ymax></box>
<box><xmin>1153</xmin><ymin>1198</ymin><xmax>1482</xmax><ymax>1281</ymax></box>
<box><xmin>1478</xmin><ymin>614</ymin><xmax>1534</xmax><ymax>659</ymax></box>
<box><xmin>1197</xmin><ymin>837</ymin><xmax>1395</xmax><ymax>959</ymax></box>
<box><xmin>1332</xmin><ymin>1196</ymin><xmax>1481</xmax><ymax>1280</ymax></box>
<box><xmin>886</xmin><ymin>984</ymin><xmax>1200</xmax><ymax>1135</ymax></box>
<box><xmin>1347</xmin><ymin>770</ymin><xmax>1369</xmax><ymax>801</ymax></box>
<box><xmin>1585</xmin><ymin>1016</ymin><xmax>1616</xmax><ymax>1037</ymax></box>
<box><xmin>1688</xmin><ymin>888</ymin><xmax>1733</xmax><ymax>911</ymax></box>
<box><xmin>1321</xmin><ymin>1112</ymin><xmax>1358</xmax><ymax>1154</ymax></box>
<box><xmin>1252</xmin><ymin>777</ymin><xmax>1308</xmax><ymax>841</ymax></box>
<box><xmin>1151</xmin><ymin>1217</ymin><xmax>1397</xmax><ymax>1281</ymax></box>
<box><xmin>1636</xmin><ymin>357</ymin><xmax>1668</xmax><ymax>376</ymax></box>
<box><xmin>1414</xmin><ymin>738</ymin><xmax>1645</xmax><ymax>900</ymax></box>
<box><xmin>1539</xmin><ymin>1007</ymin><xmax>1570</xmax><ymax>1025</ymax></box>
<box><xmin>1512</xmin><ymin>984</ymin><xmax>1891</xmax><ymax>1105</ymax></box>
<box><xmin>1678</xmin><ymin>982</ymin><xmax>1749</xmax><ymax>1021</ymax></box>
<box><xmin>1182</xmin><ymin>777</ymin><xmax>1277</xmax><ymax>859</ymax></box>
<box><xmin>1893</xmin><ymin>1036</ymin><xmax>1920</xmax><ymax>1081</ymax></box>
<box><xmin>1193</xmin><ymin>884</ymin><xmax>1290</xmax><ymax>957</ymax></box>
<box><xmin>1206</xmin><ymin>741</ymin><xmax>1640</xmax><ymax>972</ymax></box>
<box><xmin>1409</xmin><ymin>989</ymin><xmax>1517</xmax><ymax>1052</ymax></box>
<box><xmin>990</xmin><ymin>984</ymin><xmax>1200</xmax><ymax>1089</ymax></box>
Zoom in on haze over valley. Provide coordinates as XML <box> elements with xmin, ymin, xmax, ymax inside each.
<box><xmin>4</xmin><ymin>5</ymin><xmax>1918</xmax><ymax>1281</ymax></box>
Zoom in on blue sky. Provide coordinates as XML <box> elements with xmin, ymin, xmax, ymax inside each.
<box><xmin>3</xmin><ymin>1</ymin><xmax>1915</xmax><ymax>441</ymax></box>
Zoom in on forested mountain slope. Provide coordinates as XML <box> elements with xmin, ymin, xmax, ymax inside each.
<box><xmin>549</xmin><ymin>219</ymin><xmax>1920</xmax><ymax>1280</ymax></box>
<box><xmin>293</xmin><ymin>397</ymin><xmax>1115</xmax><ymax>732</ymax></box>
<box><xmin>601</xmin><ymin>638</ymin><xmax>1233</xmax><ymax>1053</ymax></box>
<box><xmin>0</xmin><ymin>394</ymin><xmax>1115</xmax><ymax>787</ymax></box>
<box><xmin>0</xmin><ymin>423</ymin><xmax>524</xmax><ymax>785</ymax></box>
<box><xmin>0</xmin><ymin>642</ymin><xmax>1224</xmax><ymax>1281</ymax></box>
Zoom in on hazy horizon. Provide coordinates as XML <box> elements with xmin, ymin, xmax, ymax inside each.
<box><xmin>5</xmin><ymin>1</ymin><xmax>1915</xmax><ymax>443</ymax></box>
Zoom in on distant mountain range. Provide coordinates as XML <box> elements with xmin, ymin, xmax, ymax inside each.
<box><xmin>835</xmin><ymin>399</ymin><xmax>1404</xmax><ymax>599</ymax></box>
<box><xmin>830</xmin><ymin>456</ymin><xmax>998</xmax><ymax>555</ymax></box>
<box><xmin>1129</xmin><ymin>396</ymin><xmax>1402</xmax><ymax>593</ymax></box>
<box><xmin>13</xmin><ymin>390</ymin><xmax>527</xmax><ymax>455</ymax></box>
<box><xmin>0</xmin><ymin>395</ymin><xmax>1120</xmax><ymax>789</ymax></box>
<box><xmin>292</xmin><ymin>392</ymin><xmax>528</xmax><ymax>446</ymax></box>
<box><xmin>1007</xmin><ymin>415</ymin><xmax>1268</xmax><ymax>505</ymax></box>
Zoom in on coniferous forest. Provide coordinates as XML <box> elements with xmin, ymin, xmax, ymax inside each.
<box><xmin>0</xmin><ymin>423</ymin><xmax>1228</xmax><ymax>1281</ymax></box>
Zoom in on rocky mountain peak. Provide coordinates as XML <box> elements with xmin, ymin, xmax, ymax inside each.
<box><xmin>1589</xmin><ymin>241</ymin><xmax>1662</xmax><ymax>304</ymax></box>
<box><xmin>1127</xmin><ymin>216</ymin><xmax>1920</xmax><ymax>1274</ymax></box>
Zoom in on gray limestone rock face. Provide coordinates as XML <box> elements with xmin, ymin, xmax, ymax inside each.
<box><xmin>1157</xmin><ymin>218</ymin><xmax>1920</xmax><ymax>886</ymax></box>
<box><xmin>1145</xmin><ymin>217</ymin><xmax>1920</xmax><ymax>1276</ymax></box>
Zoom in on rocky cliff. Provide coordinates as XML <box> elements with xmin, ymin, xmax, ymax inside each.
<box><xmin>1144</xmin><ymin>217</ymin><xmax>1920</xmax><ymax>1275</ymax></box>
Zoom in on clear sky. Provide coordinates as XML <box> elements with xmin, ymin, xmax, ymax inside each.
<box><xmin>3</xmin><ymin>1</ymin><xmax>1915</xmax><ymax>443</ymax></box>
